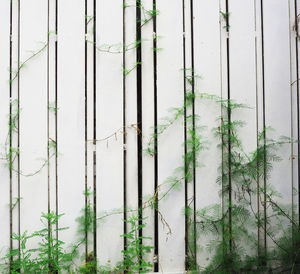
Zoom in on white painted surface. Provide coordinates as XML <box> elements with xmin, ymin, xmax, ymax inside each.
<box><xmin>19</xmin><ymin>0</ymin><xmax>48</xmax><ymax>249</ymax></box>
<box><xmin>86</xmin><ymin>0</ymin><xmax>95</xmax><ymax>254</ymax></box>
<box><xmin>10</xmin><ymin>0</ymin><xmax>20</xmax><ymax>252</ymax></box>
<box><xmin>289</xmin><ymin>0</ymin><xmax>299</xmax><ymax>223</ymax></box>
<box><xmin>57</xmin><ymin>0</ymin><xmax>85</xmax><ymax>263</ymax></box>
<box><xmin>229</xmin><ymin>0</ymin><xmax>257</xmax><ymax>153</ymax></box>
<box><xmin>263</xmin><ymin>1</ymin><xmax>292</xmax><ymax>207</ymax></box>
<box><xmin>0</xmin><ymin>0</ymin><xmax>10</xmax><ymax>258</ymax></box>
<box><xmin>48</xmin><ymin>0</ymin><xmax>57</xmax><ymax>221</ymax></box>
<box><xmin>125</xmin><ymin>0</ymin><xmax>138</xmax><ymax>217</ymax></box>
<box><xmin>156</xmin><ymin>0</ymin><xmax>185</xmax><ymax>272</ymax></box>
<box><xmin>193</xmin><ymin>0</ymin><xmax>222</xmax><ymax>268</ymax></box>
<box><xmin>263</xmin><ymin>0</ymin><xmax>293</xmax><ymax>248</ymax></box>
<box><xmin>254</xmin><ymin>0</ymin><xmax>266</xmax><ymax>248</ymax></box>
<box><xmin>0</xmin><ymin>1</ymin><xmax>298</xmax><ymax>272</ymax></box>
<box><xmin>96</xmin><ymin>0</ymin><xmax>124</xmax><ymax>266</ymax></box>
<box><xmin>229</xmin><ymin>0</ymin><xmax>259</xmax><ymax>256</ymax></box>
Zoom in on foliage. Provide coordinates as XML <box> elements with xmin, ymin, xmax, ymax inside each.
<box><xmin>3</xmin><ymin>212</ymin><xmax>76</xmax><ymax>273</ymax></box>
<box><xmin>116</xmin><ymin>215</ymin><xmax>154</xmax><ymax>273</ymax></box>
<box><xmin>195</xmin><ymin>98</ymin><xmax>300</xmax><ymax>273</ymax></box>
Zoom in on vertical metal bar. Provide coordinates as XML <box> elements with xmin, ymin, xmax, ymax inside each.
<box><xmin>153</xmin><ymin>0</ymin><xmax>159</xmax><ymax>270</ymax></box>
